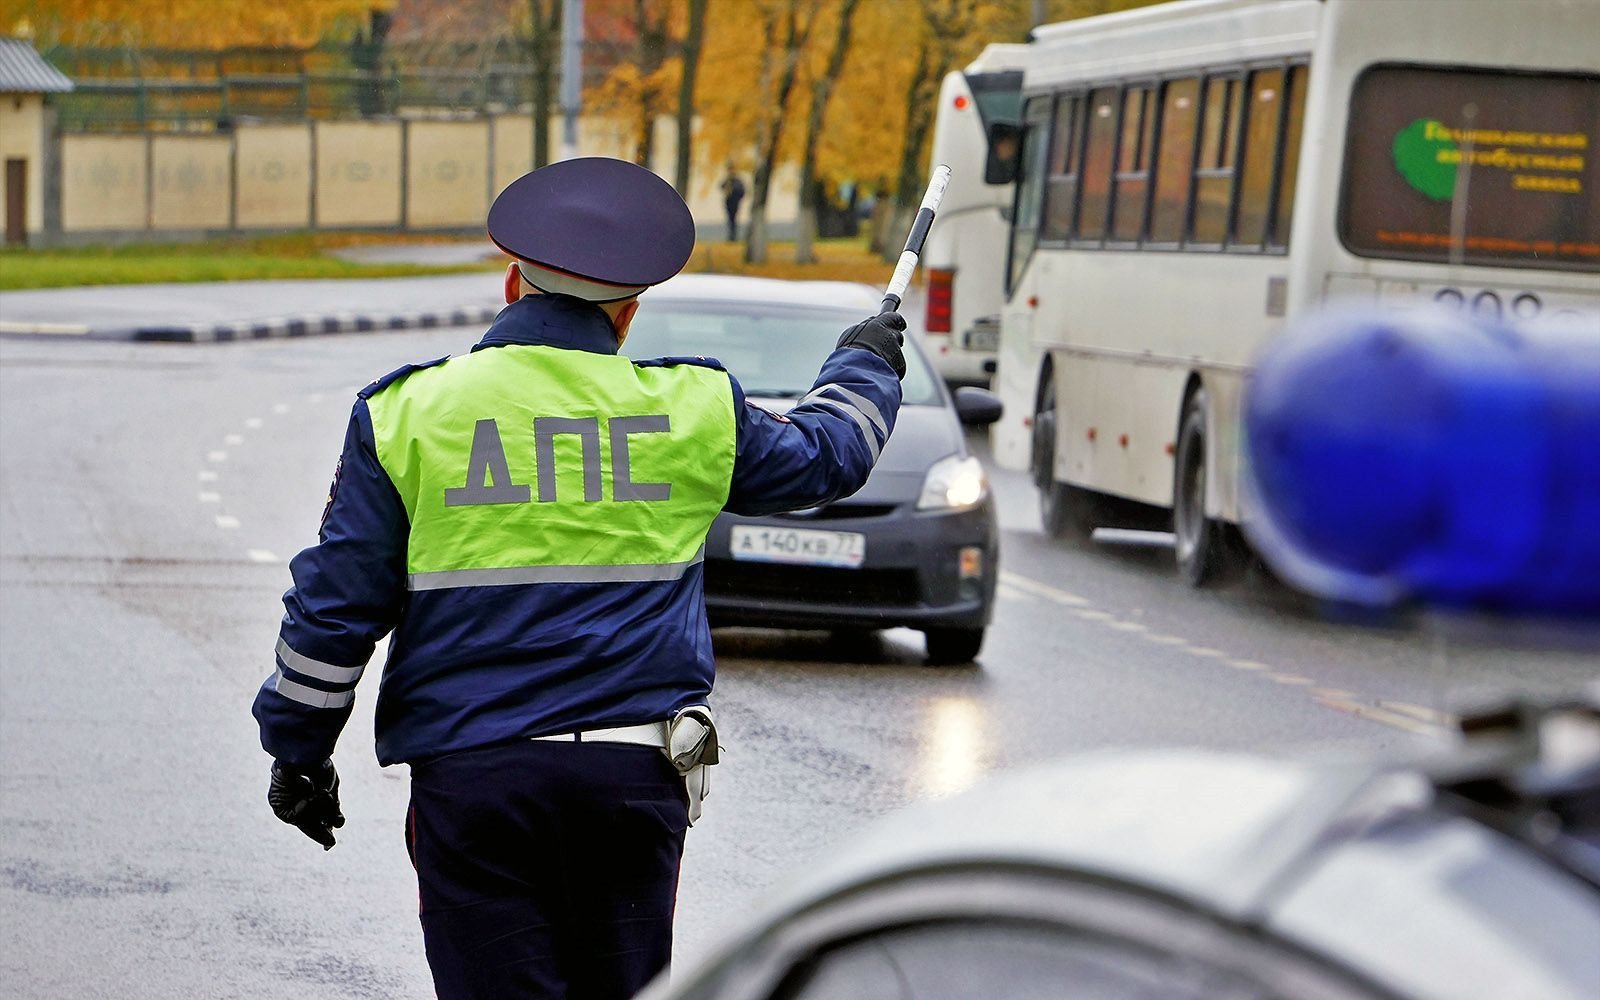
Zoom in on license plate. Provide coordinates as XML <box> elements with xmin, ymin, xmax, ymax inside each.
<box><xmin>729</xmin><ymin>525</ymin><xmax>865</xmax><ymax>568</ymax></box>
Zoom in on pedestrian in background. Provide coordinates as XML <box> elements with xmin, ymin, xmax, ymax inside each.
<box><xmin>720</xmin><ymin>164</ymin><xmax>746</xmax><ymax>241</ymax></box>
<box><xmin>252</xmin><ymin>156</ymin><xmax>907</xmax><ymax>999</ymax></box>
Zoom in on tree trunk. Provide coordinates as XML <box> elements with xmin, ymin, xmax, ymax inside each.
<box><xmin>674</xmin><ymin>0</ymin><xmax>710</xmax><ymax>197</ymax></box>
<box><xmin>745</xmin><ymin>0</ymin><xmax>813</xmax><ymax>264</ymax></box>
<box><xmin>884</xmin><ymin>0</ymin><xmax>968</xmax><ymax>260</ymax></box>
<box><xmin>530</xmin><ymin>0</ymin><xmax>562</xmax><ymax>169</ymax></box>
<box><xmin>885</xmin><ymin>36</ymin><xmax>935</xmax><ymax>261</ymax></box>
<box><xmin>633</xmin><ymin>0</ymin><xmax>670</xmax><ymax>168</ymax></box>
<box><xmin>794</xmin><ymin>0</ymin><xmax>861</xmax><ymax>264</ymax></box>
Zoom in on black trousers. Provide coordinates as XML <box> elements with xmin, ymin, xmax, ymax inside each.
<box><xmin>407</xmin><ymin>739</ymin><xmax>690</xmax><ymax>1000</ymax></box>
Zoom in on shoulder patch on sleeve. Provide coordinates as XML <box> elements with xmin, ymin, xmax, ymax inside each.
<box><xmin>358</xmin><ymin>355</ymin><xmax>450</xmax><ymax>399</ymax></box>
<box><xmin>631</xmin><ymin>355</ymin><xmax>727</xmax><ymax>372</ymax></box>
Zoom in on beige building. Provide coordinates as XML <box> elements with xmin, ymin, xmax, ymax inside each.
<box><xmin>0</xmin><ymin>37</ymin><xmax>73</xmax><ymax>244</ymax></box>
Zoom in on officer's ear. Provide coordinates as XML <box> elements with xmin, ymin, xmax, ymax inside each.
<box><xmin>504</xmin><ymin>262</ymin><xmax>524</xmax><ymax>304</ymax></box>
<box><xmin>610</xmin><ymin>298</ymin><xmax>640</xmax><ymax>347</ymax></box>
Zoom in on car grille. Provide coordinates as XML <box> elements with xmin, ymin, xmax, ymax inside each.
<box><xmin>704</xmin><ymin>560</ymin><xmax>921</xmax><ymax>607</ymax></box>
<box><xmin>772</xmin><ymin>503</ymin><xmax>899</xmax><ymax>521</ymax></box>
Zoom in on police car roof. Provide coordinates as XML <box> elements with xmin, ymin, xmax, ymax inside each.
<box><xmin>641</xmin><ymin>273</ymin><xmax>881</xmax><ymax>313</ymax></box>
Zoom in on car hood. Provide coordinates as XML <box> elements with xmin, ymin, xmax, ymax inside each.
<box><xmin>753</xmin><ymin>400</ymin><xmax>963</xmax><ymax>489</ymax></box>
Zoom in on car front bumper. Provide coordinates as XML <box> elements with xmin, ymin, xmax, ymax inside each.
<box><xmin>703</xmin><ymin>500</ymin><xmax>998</xmax><ymax>631</ymax></box>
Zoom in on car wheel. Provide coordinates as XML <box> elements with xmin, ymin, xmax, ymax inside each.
<box><xmin>924</xmin><ymin>627</ymin><xmax>984</xmax><ymax>666</ymax></box>
<box><xmin>1033</xmin><ymin>376</ymin><xmax>1095</xmax><ymax>541</ymax></box>
<box><xmin>1173</xmin><ymin>388</ymin><xmax>1241</xmax><ymax>587</ymax></box>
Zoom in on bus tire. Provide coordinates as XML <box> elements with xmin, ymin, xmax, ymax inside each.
<box><xmin>1173</xmin><ymin>387</ymin><xmax>1239</xmax><ymax>587</ymax></box>
<box><xmin>1033</xmin><ymin>377</ymin><xmax>1096</xmax><ymax>541</ymax></box>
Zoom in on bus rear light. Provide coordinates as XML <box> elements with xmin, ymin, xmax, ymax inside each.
<box><xmin>954</xmin><ymin>94</ymin><xmax>969</xmax><ymax>110</ymax></box>
<box><xmin>926</xmin><ymin>269</ymin><xmax>954</xmax><ymax>333</ymax></box>
<box><xmin>1087</xmin><ymin>427</ymin><xmax>1097</xmax><ymax>442</ymax></box>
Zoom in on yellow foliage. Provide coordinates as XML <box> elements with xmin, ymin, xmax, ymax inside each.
<box><xmin>7</xmin><ymin>0</ymin><xmax>392</xmax><ymax>49</ymax></box>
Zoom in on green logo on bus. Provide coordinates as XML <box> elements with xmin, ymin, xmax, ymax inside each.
<box><xmin>1392</xmin><ymin>118</ymin><xmax>1459</xmax><ymax>202</ymax></box>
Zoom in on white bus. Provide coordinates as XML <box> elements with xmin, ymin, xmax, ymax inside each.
<box><xmin>920</xmin><ymin>43</ymin><xmax>1027</xmax><ymax>385</ymax></box>
<box><xmin>991</xmin><ymin>0</ymin><xmax>1599</xmax><ymax>584</ymax></box>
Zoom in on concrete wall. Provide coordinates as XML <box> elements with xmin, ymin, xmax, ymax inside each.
<box><xmin>0</xmin><ymin>94</ymin><xmax>47</xmax><ymax>235</ymax></box>
<box><xmin>151</xmin><ymin>135</ymin><xmax>231</xmax><ymax>230</ymax></box>
<box><xmin>314</xmin><ymin>121</ymin><xmax>402</xmax><ymax>227</ymax></box>
<box><xmin>61</xmin><ymin>134</ymin><xmax>146</xmax><ymax>231</ymax></box>
<box><xmin>406</xmin><ymin>120</ymin><xmax>489</xmax><ymax>228</ymax></box>
<box><xmin>49</xmin><ymin>113</ymin><xmax>799</xmax><ymax>240</ymax></box>
<box><xmin>236</xmin><ymin>124</ymin><xmax>311</xmax><ymax>229</ymax></box>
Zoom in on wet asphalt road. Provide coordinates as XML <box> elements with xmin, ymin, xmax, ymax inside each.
<box><xmin>1</xmin><ymin>327</ymin><xmax>1593</xmax><ymax>999</ymax></box>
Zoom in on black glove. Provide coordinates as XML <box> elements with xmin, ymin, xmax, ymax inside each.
<box><xmin>268</xmin><ymin>759</ymin><xmax>344</xmax><ymax>850</ymax></box>
<box><xmin>836</xmin><ymin>312</ymin><xmax>908</xmax><ymax>381</ymax></box>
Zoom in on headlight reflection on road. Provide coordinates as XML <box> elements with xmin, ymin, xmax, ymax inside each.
<box><xmin>916</xmin><ymin>696</ymin><xmax>989</xmax><ymax>799</ymax></box>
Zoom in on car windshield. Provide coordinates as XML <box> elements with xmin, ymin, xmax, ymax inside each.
<box><xmin>623</xmin><ymin>300</ymin><xmax>942</xmax><ymax>406</ymax></box>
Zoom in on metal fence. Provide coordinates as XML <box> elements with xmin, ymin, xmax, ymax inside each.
<box><xmin>45</xmin><ymin>44</ymin><xmax>546</xmax><ymax>132</ymax></box>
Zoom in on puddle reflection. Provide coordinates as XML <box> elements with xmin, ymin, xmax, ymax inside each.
<box><xmin>915</xmin><ymin>696</ymin><xmax>989</xmax><ymax>800</ymax></box>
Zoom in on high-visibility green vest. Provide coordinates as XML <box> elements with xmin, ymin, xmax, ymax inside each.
<box><xmin>366</xmin><ymin>346</ymin><xmax>737</xmax><ymax>590</ymax></box>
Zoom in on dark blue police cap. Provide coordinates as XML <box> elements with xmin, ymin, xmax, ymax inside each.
<box><xmin>488</xmin><ymin>157</ymin><xmax>696</xmax><ymax>302</ymax></box>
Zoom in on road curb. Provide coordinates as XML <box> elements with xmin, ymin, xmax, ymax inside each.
<box><xmin>0</xmin><ymin>304</ymin><xmax>503</xmax><ymax>343</ymax></box>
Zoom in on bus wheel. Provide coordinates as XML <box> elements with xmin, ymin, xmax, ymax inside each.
<box><xmin>1173</xmin><ymin>388</ymin><xmax>1238</xmax><ymax>586</ymax></box>
<box><xmin>1034</xmin><ymin>380</ymin><xmax>1095</xmax><ymax>541</ymax></box>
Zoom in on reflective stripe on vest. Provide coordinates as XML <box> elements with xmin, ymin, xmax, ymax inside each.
<box><xmin>366</xmin><ymin>346</ymin><xmax>736</xmax><ymax>587</ymax></box>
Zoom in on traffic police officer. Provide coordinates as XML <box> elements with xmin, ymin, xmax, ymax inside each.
<box><xmin>252</xmin><ymin>156</ymin><xmax>906</xmax><ymax>999</ymax></box>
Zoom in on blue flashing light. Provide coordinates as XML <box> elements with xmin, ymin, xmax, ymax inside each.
<box><xmin>1243</xmin><ymin>306</ymin><xmax>1600</xmax><ymax>615</ymax></box>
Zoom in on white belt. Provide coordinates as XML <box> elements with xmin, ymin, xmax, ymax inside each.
<box><xmin>530</xmin><ymin>721</ymin><xmax>669</xmax><ymax>748</ymax></box>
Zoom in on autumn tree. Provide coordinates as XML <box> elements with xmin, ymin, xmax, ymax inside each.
<box><xmin>6</xmin><ymin>0</ymin><xmax>389</xmax><ymax>49</ymax></box>
<box><xmin>792</xmin><ymin>0</ymin><xmax>860</xmax><ymax>263</ymax></box>
<box><xmin>672</xmin><ymin>0</ymin><xmax>708</xmax><ymax>196</ymax></box>
<box><xmin>527</xmin><ymin>0</ymin><xmax>562</xmax><ymax>168</ymax></box>
<box><xmin>587</xmin><ymin>0</ymin><xmax>679</xmax><ymax>168</ymax></box>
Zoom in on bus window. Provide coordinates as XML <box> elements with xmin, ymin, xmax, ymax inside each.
<box><xmin>1007</xmin><ymin>96</ymin><xmax>1054</xmax><ymax>293</ymax></box>
<box><xmin>1149</xmin><ymin>78</ymin><xmax>1200</xmax><ymax>244</ymax></box>
<box><xmin>1340</xmin><ymin>65</ymin><xmax>1599</xmax><ymax>272</ymax></box>
<box><xmin>1043</xmin><ymin>94</ymin><xmax>1083</xmax><ymax>240</ymax></box>
<box><xmin>1192</xmin><ymin>75</ymin><xmax>1244</xmax><ymax>244</ymax></box>
<box><xmin>1111</xmin><ymin>85</ymin><xmax>1157</xmax><ymax>242</ymax></box>
<box><xmin>1077</xmin><ymin>88</ymin><xmax>1121</xmax><ymax>241</ymax></box>
<box><xmin>1270</xmin><ymin>65</ymin><xmax>1309</xmax><ymax>249</ymax></box>
<box><xmin>1232</xmin><ymin>68</ymin><xmax>1286</xmax><ymax>248</ymax></box>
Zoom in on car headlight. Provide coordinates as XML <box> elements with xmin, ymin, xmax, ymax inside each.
<box><xmin>917</xmin><ymin>454</ymin><xmax>987</xmax><ymax>511</ymax></box>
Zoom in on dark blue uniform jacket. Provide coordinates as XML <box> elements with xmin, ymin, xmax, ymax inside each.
<box><xmin>253</xmin><ymin>294</ymin><xmax>902</xmax><ymax>767</ymax></box>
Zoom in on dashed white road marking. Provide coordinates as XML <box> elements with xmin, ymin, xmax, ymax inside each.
<box><xmin>1000</xmin><ymin>569</ymin><xmax>1451</xmax><ymax>739</ymax></box>
<box><xmin>207</xmin><ymin>450</ymin><xmax>228</xmax><ymax>463</ymax></box>
<box><xmin>197</xmin><ymin>470</ymin><xmax>219</xmax><ymax>483</ymax></box>
<box><xmin>197</xmin><ymin>492</ymin><xmax>220</xmax><ymax>503</ymax></box>
<box><xmin>272</xmin><ymin>403</ymin><xmax>290</xmax><ymax>414</ymax></box>
<box><xmin>1315</xmin><ymin>696</ymin><xmax>1441</xmax><ymax>736</ymax></box>
<box><xmin>998</xmin><ymin>571</ymin><xmax>1090</xmax><ymax>607</ymax></box>
<box><xmin>215</xmin><ymin>515</ymin><xmax>240</xmax><ymax>529</ymax></box>
<box><xmin>308</xmin><ymin>393</ymin><xmax>325</xmax><ymax>403</ymax></box>
<box><xmin>247</xmin><ymin>549</ymin><xmax>279</xmax><ymax>564</ymax></box>
<box><xmin>245</xmin><ymin>418</ymin><xmax>264</xmax><ymax>429</ymax></box>
<box><xmin>1379</xmin><ymin>701</ymin><xmax>1456</xmax><ymax>726</ymax></box>
<box><xmin>996</xmin><ymin>583</ymin><xmax>1035</xmax><ymax>603</ymax></box>
<box><xmin>224</xmin><ymin>434</ymin><xmax>244</xmax><ymax>446</ymax></box>
<box><xmin>1141</xmin><ymin>633</ymin><xmax>1187</xmax><ymax>645</ymax></box>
